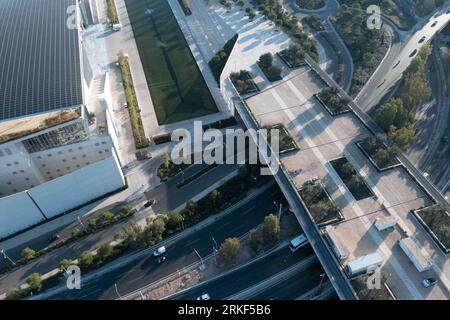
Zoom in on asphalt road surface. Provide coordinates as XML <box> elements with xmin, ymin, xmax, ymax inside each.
<box><xmin>49</xmin><ymin>184</ymin><xmax>286</xmax><ymax>300</ymax></box>
<box><xmin>357</xmin><ymin>7</ymin><xmax>450</xmax><ymax>111</ymax></box>
<box><xmin>249</xmin><ymin>259</ymin><xmax>325</xmax><ymax>300</ymax></box>
<box><xmin>169</xmin><ymin>245</ymin><xmax>315</xmax><ymax>300</ymax></box>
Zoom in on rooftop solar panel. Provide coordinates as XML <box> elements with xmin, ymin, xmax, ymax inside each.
<box><xmin>0</xmin><ymin>0</ymin><xmax>83</xmax><ymax>121</ymax></box>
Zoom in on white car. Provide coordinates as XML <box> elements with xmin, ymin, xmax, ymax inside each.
<box><xmin>153</xmin><ymin>246</ymin><xmax>166</xmax><ymax>257</ymax></box>
<box><xmin>196</xmin><ymin>293</ymin><xmax>210</xmax><ymax>300</ymax></box>
<box><xmin>422</xmin><ymin>278</ymin><xmax>437</xmax><ymax>288</ymax></box>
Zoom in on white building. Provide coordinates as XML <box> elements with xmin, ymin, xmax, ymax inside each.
<box><xmin>0</xmin><ymin>0</ymin><xmax>126</xmax><ymax>239</ymax></box>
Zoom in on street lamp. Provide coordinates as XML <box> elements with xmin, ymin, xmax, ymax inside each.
<box><xmin>77</xmin><ymin>216</ymin><xmax>85</xmax><ymax>229</ymax></box>
<box><xmin>181</xmin><ymin>216</ymin><xmax>185</xmax><ymax>230</ymax></box>
<box><xmin>194</xmin><ymin>248</ymin><xmax>205</xmax><ymax>270</ymax></box>
<box><xmin>212</xmin><ymin>237</ymin><xmax>218</xmax><ymax>252</ymax></box>
<box><xmin>114</xmin><ymin>283</ymin><xmax>122</xmax><ymax>299</ymax></box>
<box><xmin>318</xmin><ymin>273</ymin><xmax>326</xmax><ymax>295</ymax></box>
<box><xmin>273</xmin><ymin>201</ymin><xmax>283</xmax><ymax>221</ymax></box>
<box><xmin>1</xmin><ymin>249</ymin><xmax>16</xmax><ymax>266</ymax></box>
<box><xmin>179</xmin><ymin>168</ymin><xmax>185</xmax><ymax>183</ymax></box>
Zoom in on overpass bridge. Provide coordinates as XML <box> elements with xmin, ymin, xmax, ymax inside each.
<box><xmin>230</xmin><ymin>80</ymin><xmax>358</xmax><ymax>300</ymax></box>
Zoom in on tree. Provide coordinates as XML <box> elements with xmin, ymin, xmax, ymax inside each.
<box><xmin>141</xmin><ymin>217</ymin><xmax>166</xmax><ymax>246</ymax></box>
<box><xmin>166</xmin><ymin>211</ymin><xmax>184</xmax><ymax>232</ymax></box>
<box><xmin>218</xmin><ymin>238</ymin><xmax>241</xmax><ymax>266</ymax></box>
<box><xmin>6</xmin><ymin>287</ymin><xmax>21</xmax><ymax>300</ymax></box>
<box><xmin>88</xmin><ymin>218</ymin><xmax>98</xmax><ymax>230</ymax></box>
<box><xmin>389</xmin><ymin>125</ymin><xmax>415</xmax><ymax>150</ymax></box>
<box><xmin>247</xmin><ymin>229</ymin><xmax>261</xmax><ymax>254</ymax></box>
<box><xmin>97</xmin><ymin>243</ymin><xmax>112</xmax><ymax>262</ymax></box>
<box><xmin>115</xmin><ymin>222</ymin><xmax>142</xmax><ymax>249</ymax></box>
<box><xmin>59</xmin><ymin>259</ymin><xmax>73</xmax><ymax>270</ymax></box>
<box><xmin>258</xmin><ymin>53</ymin><xmax>273</xmax><ymax>69</ymax></box>
<box><xmin>266</xmin><ymin>66</ymin><xmax>282</xmax><ymax>81</ymax></box>
<box><xmin>21</xmin><ymin>247</ymin><xmax>36</xmax><ymax>261</ymax></box>
<box><xmin>210</xmin><ymin>189</ymin><xmax>221</xmax><ymax>209</ymax></box>
<box><xmin>102</xmin><ymin>211</ymin><xmax>115</xmax><ymax>223</ymax></box>
<box><xmin>26</xmin><ymin>273</ymin><xmax>42</xmax><ymax>291</ymax></box>
<box><xmin>79</xmin><ymin>251</ymin><xmax>94</xmax><ymax>269</ymax></box>
<box><xmin>262</xmin><ymin>214</ymin><xmax>280</xmax><ymax>246</ymax></box>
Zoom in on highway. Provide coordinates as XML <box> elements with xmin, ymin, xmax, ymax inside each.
<box><xmin>408</xmin><ymin>43</ymin><xmax>450</xmax><ymax>192</ymax></box>
<box><xmin>249</xmin><ymin>262</ymin><xmax>329</xmax><ymax>300</ymax></box>
<box><xmin>169</xmin><ymin>244</ymin><xmax>317</xmax><ymax>300</ymax></box>
<box><xmin>356</xmin><ymin>4</ymin><xmax>450</xmax><ymax>111</ymax></box>
<box><xmin>0</xmin><ymin>163</ymin><xmax>239</xmax><ymax>293</ymax></box>
<box><xmin>44</xmin><ymin>184</ymin><xmax>287</xmax><ymax>299</ymax></box>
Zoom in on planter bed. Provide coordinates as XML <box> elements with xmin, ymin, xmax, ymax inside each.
<box><xmin>277</xmin><ymin>52</ymin><xmax>307</xmax><ymax>69</ymax></box>
<box><xmin>314</xmin><ymin>93</ymin><xmax>351</xmax><ymax>116</ymax></box>
<box><xmin>356</xmin><ymin>138</ymin><xmax>401</xmax><ymax>172</ymax></box>
<box><xmin>257</xmin><ymin>61</ymin><xmax>282</xmax><ymax>82</ymax></box>
<box><xmin>264</xmin><ymin>123</ymin><xmax>300</xmax><ymax>154</ymax></box>
<box><xmin>413</xmin><ymin>206</ymin><xmax>450</xmax><ymax>254</ymax></box>
<box><xmin>330</xmin><ymin>157</ymin><xmax>374</xmax><ymax>201</ymax></box>
<box><xmin>230</xmin><ymin>71</ymin><xmax>259</xmax><ymax>95</ymax></box>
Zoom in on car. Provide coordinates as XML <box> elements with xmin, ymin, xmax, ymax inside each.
<box><xmin>157</xmin><ymin>256</ymin><xmax>166</xmax><ymax>264</ymax></box>
<box><xmin>196</xmin><ymin>293</ymin><xmax>210</xmax><ymax>300</ymax></box>
<box><xmin>48</xmin><ymin>234</ymin><xmax>60</xmax><ymax>242</ymax></box>
<box><xmin>419</xmin><ymin>36</ymin><xmax>426</xmax><ymax>43</ymax></box>
<box><xmin>144</xmin><ymin>199</ymin><xmax>155</xmax><ymax>208</ymax></box>
<box><xmin>153</xmin><ymin>246</ymin><xmax>166</xmax><ymax>256</ymax></box>
<box><xmin>431</xmin><ymin>21</ymin><xmax>438</xmax><ymax>27</ymax></box>
<box><xmin>409</xmin><ymin>49</ymin><xmax>418</xmax><ymax>57</ymax></box>
<box><xmin>422</xmin><ymin>277</ymin><xmax>437</xmax><ymax>287</ymax></box>
<box><xmin>112</xmin><ymin>23</ymin><xmax>122</xmax><ymax>31</ymax></box>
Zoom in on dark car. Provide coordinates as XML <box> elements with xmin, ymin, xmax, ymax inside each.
<box><xmin>431</xmin><ymin>21</ymin><xmax>438</xmax><ymax>27</ymax></box>
<box><xmin>48</xmin><ymin>234</ymin><xmax>60</xmax><ymax>242</ymax></box>
<box><xmin>419</xmin><ymin>36</ymin><xmax>426</xmax><ymax>43</ymax></box>
<box><xmin>409</xmin><ymin>49</ymin><xmax>418</xmax><ymax>57</ymax></box>
<box><xmin>144</xmin><ymin>199</ymin><xmax>155</xmax><ymax>208</ymax></box>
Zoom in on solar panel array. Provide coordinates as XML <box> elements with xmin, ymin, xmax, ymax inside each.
<box><xmin>0</xmin><ymin>0</ymin><xmax>83</xmax><ymax>121</ymax></box>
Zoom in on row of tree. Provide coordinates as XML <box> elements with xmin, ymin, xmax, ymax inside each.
<box><xmin>374</xmin><ymin>44</ymin><xmax>432</xmax><ymax>150</ymax></box>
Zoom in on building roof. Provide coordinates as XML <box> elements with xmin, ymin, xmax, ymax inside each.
<box><xmin>0</xmin><ymin>0</ymin><xmax>83</xmax><ymax>121</ymax></box>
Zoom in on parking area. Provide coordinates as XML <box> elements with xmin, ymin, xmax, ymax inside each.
<box><xmin>245</xmin><ymin>63</ymin><xmax>449</xmax><ymax>300</ymax></box>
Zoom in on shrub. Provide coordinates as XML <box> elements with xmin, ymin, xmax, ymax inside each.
<box><xmin>21</xmin><ymin>247</ymin><xmax>36</xmax><ymax>261</ymax></box>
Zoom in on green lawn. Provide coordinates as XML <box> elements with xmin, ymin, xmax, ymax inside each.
<box><xmin>124</xmin><ymin>0</ymin><xmax>218</xmax><ymax>125</ymax></box>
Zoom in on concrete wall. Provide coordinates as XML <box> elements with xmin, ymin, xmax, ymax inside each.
<box><xmin>28</xmin><ymin>153</ymin><xmax>125</xmax><ymax>218</ymax></box>
<box><xmin>0</xmin><ymin>192</ymin><xmax>45</xmax><ymax>239</ymax></box>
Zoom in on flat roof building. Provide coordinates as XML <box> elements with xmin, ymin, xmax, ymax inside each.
<box><xmin>0</xmin><ymin>0</ymin><xmax>83</xmax><ymax>121</ymax></box>
<box><xmin>0</xmin><ymin>0</ymin><xmax>125</xmax><ymax>239</ymax></box>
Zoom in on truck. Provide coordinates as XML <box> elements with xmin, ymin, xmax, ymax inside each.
<box><xmin>398</xmin><ymin>238</ymin><xmax>431</xmax><ymax>273</ymax></box>
<box><xmin>374</xmin><ymin>216</ymin><xmax>397</xmax><ymax>231</ymax></box>
<box><xmin>346</xmin><ymin>252</ymin><xmax>383</xmax><ymax>277</ymax></box>
<box><xmin>325</xmin><ymin>225</ymin><xmax>349</xmax><ymax>260</ymax></box>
